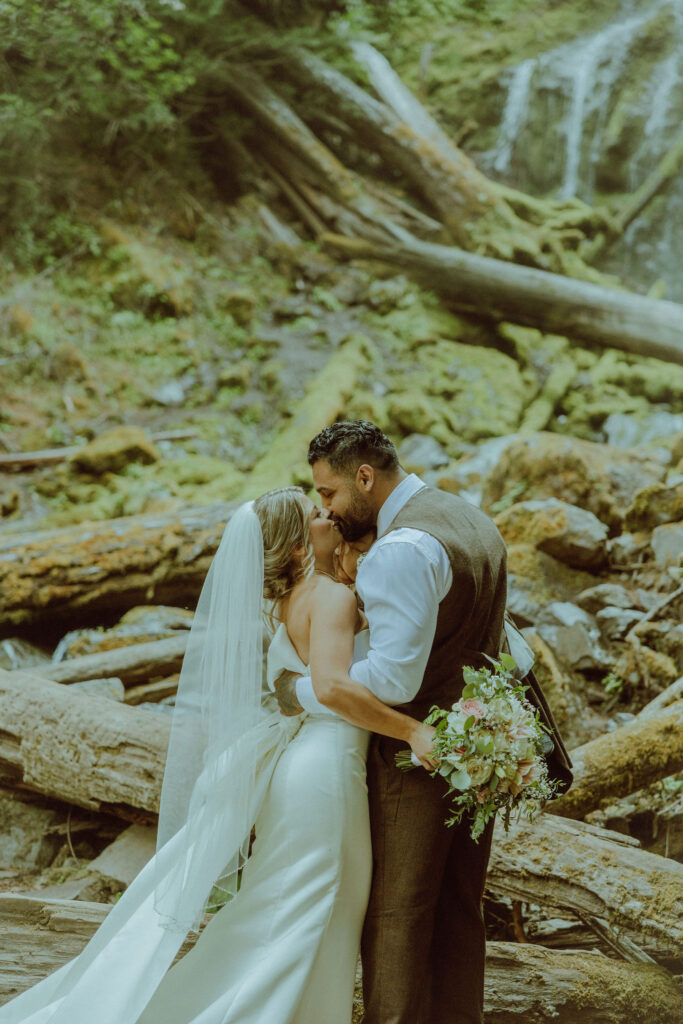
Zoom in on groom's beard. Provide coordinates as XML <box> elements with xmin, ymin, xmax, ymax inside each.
<box><xmin>335</xmin><ymin>491</ymin><xmax>375</xmax><ymax>542</ymax></box>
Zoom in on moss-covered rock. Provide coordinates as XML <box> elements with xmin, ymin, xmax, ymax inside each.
<box><xmin>625</xmin><ymin>482</ymin><xmax>683</xmax><ymax>532</ymax></box>
<box><xmin>495</xmin><ymin>497</ymin><xmax>608</xmax><ymax>569</ymax></box>
<box><xmin>482</xmin><ymin>432</ymin><xmax>667</xmax><ymax>530</ymax></box>
<box><xmin>70</xmin><ymin>427</ymin><xmax>160</xmax><ymax>475</ymax></box>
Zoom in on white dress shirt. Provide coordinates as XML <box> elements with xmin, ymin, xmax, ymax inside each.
<box><xmin>296</xmin><ymin>474</ymin><xmax>453</xmax><ymax>715</ymax></box>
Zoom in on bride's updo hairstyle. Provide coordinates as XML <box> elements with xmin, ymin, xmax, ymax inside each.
<box><xmin>254</xmin><ymin>486</ymin><xmax>314</xmax><ymax>604</ymax></box>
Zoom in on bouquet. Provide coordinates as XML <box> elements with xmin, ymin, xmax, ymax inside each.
<box><xmin>396</xmin><ymin>654</ymin><xmax>558</xmax><ymax>841</ymax></box>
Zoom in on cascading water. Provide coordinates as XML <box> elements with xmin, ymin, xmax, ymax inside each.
<box><xmin>482</xmin><ymin>0</ymin><xmax>683</xmax><ymax>299</ymax></box>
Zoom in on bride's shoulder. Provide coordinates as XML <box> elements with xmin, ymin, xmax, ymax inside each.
<box><xmin>310</xmin><ymin>575</ymin><xmax>357</xmax><ymax>618</ymax></box>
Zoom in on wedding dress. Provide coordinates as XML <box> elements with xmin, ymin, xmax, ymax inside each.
<box><xmin>0</xmin><ymin>624</ymin><xmax>372</xmax><ymax>1024</ymax></box>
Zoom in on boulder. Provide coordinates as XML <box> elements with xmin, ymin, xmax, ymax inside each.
<box><xmin>398</xmin><ymin>434</ymin><xmax>449</xmax><ymax>474</ymax></box>
<box><xmin>624</xmin><ymin>481</ymin><xmax>683</xmax><ymax>531</ymax></box>
<box><xmin>603</xmin><ymin>410</ymin><xmax>683</xmax><ymax>449</ymax></box>
<box><xmin>651</xmin><ymin>522</ymin><xmax>683</xmax><ymax>569</ymax></box>
<box><xmin>606</xmin><ymin>532</ymin><xmax>651</xmax><ymax>569</ymax></box>
<box><xmin>577</xmin><ymin>583</ymin><xmax>640</xmax><ymax>614</ymax></box>
<box><xmin>536</xmin><ymin>602</ymin><xmax>611</xmax><ymax>672</ymax></box>
<box><xmin>595</xmin><ymin>606</ymin><xmax>643</xmax><ymax>641</ymax></box>
<box><xmin>494</xmin><ymin>498</ymin><xmax>608</xmax><ymax>569</ymax></box>
<box><xmin>69</xmin><ymin>427</ymin><xmax>160</xmax><ymax>476</ymax></box>
<box><xmin>482</xmin><ymin>432</ymin><xmax>666</xmax><ymax>529</ymax></box>
<box><xmin>505</xmin><ymin>545</ymin><xmax>596</xmax><ymax>625</ymax></box>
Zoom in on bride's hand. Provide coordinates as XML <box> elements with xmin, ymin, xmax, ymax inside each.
<box><xmin>409</xmin><ymin>722</ymin><xmax>438</xmax><ymax>771</ymax></box>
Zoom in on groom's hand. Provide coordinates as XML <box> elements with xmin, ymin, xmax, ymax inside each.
<box><xmin>274</xmin><ymin>669</ymin><xmax>305</xmax><ymax>716</ymax></box>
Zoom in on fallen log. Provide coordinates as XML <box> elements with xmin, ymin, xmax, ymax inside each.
<box><xmin>323</xmin><ymin>234</ymin><xmax>683</xmax><ymax>366</ymax></box>
<box><xmin>550</xmin><ymin>702</ymin><xmax>683</xmax><ymax>819</ymax></box>
<box><xmin>1</xmin><ymin>896</ymin><xmax>680</xmax><ymax>1022</ymax></box>
<box><xmin>241</xmin><ymin>332</ymin><xmax>372</xmax><ymax>497</ymax></box>
<box><xmin>0</xmin><ymin>502</ymin><xmax>239</xmax><ymax>636</ymax></box>
<box><xmin>0</xmin><ymin>669</ymin><xmax>167</xmax><ymax>819</ymax></box>
<box><xmin>37</xmin><ymin>635</ymin><xmax>188</xmax><ymax>687</ymax></box>
<box><xmin>0</xmin><ymin>431</ymin><xmax>198</xmax><ymax>472</ymax></box>
<box><xmin>123</xmin><ymin>675</ymin><xmax>179</xmax><ymax>706</ymax></box>
<box><xmin>489</xmin><ymin>813</ymin><xmax>683</xmax><ymax>957</ymax></box>
<box><xmin>638</xmin><ymin>677</ymin><xmax>683</xmax><ymax>718</ymax></box>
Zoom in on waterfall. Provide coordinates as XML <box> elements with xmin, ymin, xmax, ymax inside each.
<box><xmin>484</xmin><ymin>0</ymin><xmax>683</xmax><ymax>297</ymax></box>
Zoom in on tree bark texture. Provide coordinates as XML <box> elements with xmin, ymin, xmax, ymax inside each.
<box><xmin>1</xmin><ymin>896</ymin><xmax>680</xmax><ymax>1022</ymax></box>
<box><xmin>490</xmin><ymin>813</ymin><xmax>683</xmax><ymax>956</ymax></box>
<box><xmin>322</xmin><ymin>234</ymin><xmax>683</xmax><ymax>365</ymax></box>
<box><xmin>0</xmin><ymin>670</ymin><xmax>167</xmax><ymax>818</ymax></box>
<box><xmin>0</xmin><ymin>502</ymin><xmax>240</xmax><ymax>636</ymax></box>
<box><xmin>550</xmin><ymin>702</ymin><xmax>683</xmax><ymax>819</ymax></box>
<box><xmin>37</xmin><ymin>636</ymin><xmax>188</xmax><ymax>687</ymax></box>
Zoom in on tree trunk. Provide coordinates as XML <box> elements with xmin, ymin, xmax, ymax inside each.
<box><xmin>1</xmin><ymin>895</ymin><xmax>680</xmax><ymax>1022</ymax></box>
<box><xmin>489</xmin><ymin>813</ymin><xmax>683</xmax><ymax>957</ymax></box>
<box><xmin>37</xmin><ymin>635</ymin><xmax>188</xmax><ymax>687</ymax></box>
<box><xmin>551</xmin><ymin>702</ymin><xmax>683</xmax><ymax>819</ymax></box>
<box><xmin>0</xmin><ymin>669</ymin><xmax>167</xmax><ymax>819</ymax></box>
<box><xmin>323</xmin><ymin>234</ymin><xmax>683</xmax><ymax>365</ymax></box>
<box><xmin>0</xmin><ymin>502</ymin><xmax>240</xmax><ymax>637</ymax></box>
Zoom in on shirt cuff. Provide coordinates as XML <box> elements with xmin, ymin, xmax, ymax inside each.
<box><xmin>295</xmin><ymin>674</ymin><xmax>337</xmax><ymax>716</ymax></box>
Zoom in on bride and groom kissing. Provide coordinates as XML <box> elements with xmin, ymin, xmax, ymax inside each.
<box><xmin>1</xmin><ymin>420</ymin><xmax>571</xmax><ymax>1024</ymax></box>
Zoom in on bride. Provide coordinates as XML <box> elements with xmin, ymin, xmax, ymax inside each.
<box><xmin>1</xmin><ymin>487</ymin><xmax>435</xmax><ymax>1024</ymax></box>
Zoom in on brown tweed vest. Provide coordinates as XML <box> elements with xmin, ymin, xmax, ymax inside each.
<box><xmin>384</xmin><ymin>487</ymin><xmax>508</xmax><ymax>720</ymax></box>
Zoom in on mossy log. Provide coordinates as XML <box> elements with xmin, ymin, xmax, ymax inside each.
<box><xmin>551</xmin><ymin>702</ymin><xmax>683</xmax><ymax>819</ymax></box>
<box><xmin>323</xmin><ymin>234</ymin><xmax>683</xmax><ymax>365</ymax></box>
<box><xmin>0</xmin><ymin>502</ymin><xmax>240</xmax><ymax>636</ymax></box>
<box><xmin>1</xmin><ymin>896</ymin><xmax>681</xmax><ymax>1022</ymax></box>
<box><xmin>241</xmin><ymin>332</ymin><xmax>372</xmax><ymax>497</ymax></box>
<box><xmin>38</xmin><ymin>636</ymin><xmax>188</xmax><ymax>687</ymax></box>
<box><xmin>0</xmin><ymin>669</ymin><xmax>167</xmax><ymax>819</ymax></box>
<box><xmin>490</xmin><ymin>813</ymin><xmax>683</xmax><ymax>956</ymax></box>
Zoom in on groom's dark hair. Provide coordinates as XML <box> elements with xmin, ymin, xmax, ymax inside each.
<box><xmin>308</xmin><ymin>420</ymin><xmax>399</xmax><ymax>476</ymax></box>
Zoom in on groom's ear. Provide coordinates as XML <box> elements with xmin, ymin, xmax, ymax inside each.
<box><xmin>356</xmin><ymin>464</ymin><xmax>375</xmax><ymax>492</ymax></box>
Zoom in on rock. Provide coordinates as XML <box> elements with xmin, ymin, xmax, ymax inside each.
<box><xmin>604</xmin><ymin>410</ymin><xmax>683</xmax><ymax>449</ymax></box>
<box><xmin>505</xmin><ymin>545</ymin><xmax>596</xmax><ymax>625</ymax></box>
<box><xmin>219</xmin><ymin>287</ymin><xmax>257</xmax><ymax>325</ymax></box>
<box><xmin>595</xmin><ymin>606</ymin><xmax>643</xmax><ymax>641</ymax></box>
<box><xmin>149</xmin><ymin>380</ymin><xmax>186</xmax><ymax>407</ymax></box>
<box><xmin>398</xmin><ymin>434</ymin><xmax>450</xmax><ymax>473</ymax></box>
<box><xmin>577</xmin><ymin>583</ymin><xmax>640</xmax><ymax>614</ymax></box>
<box><xmin>87</xmin><ymin>824</ymin><xmax>156</xmax><ymax>887</ymax></box>
<box><xmin>606</xmin><ymin>532</ymin><xmax>650</xmax><ymax>568</ymax></box>
<box><xmin>651</xmin><ymin>522</ymin><xmax>683</xmax><ymax>568</ymax></box>
<box><xmin>624</xmin><ymin>481</ymin><xmax>683</xmax><ymax>531</ymax></box>
<box><xmin>70</xmin><ymin>678</ymin><xmax>125</xmax><ymax>701</ymax></box>
<box><xmin>0</xmin><ymin>791</ymin><xmax>62</xmax><ymax>869</ymax></box>
<box><xmin>0</xmin><ymin>489</ymin><xmax>19</xmax><ymax>517</ymax></box>
<box><xmin>536</xmin><ymin>602</ymin><xmax>611</xmax><ymax>672</ymax></box>
<box><xmin>437</xmin><ymin>435</ymin><xmax>519</xmax><ymax>505</ymax></box>
<box><xmin>494</xmin><ymin>498</ymin><xmax>608</xmax><ymax>569</ymax></box>
<box><xmin>482</xmin><ymin>432</ymin><xmax>666</xmax><ymax>529</ymax></box>
<box><xmin>364</xmin><ymin>276</ymin><xmax>415</xmax><ymax>313</ymax></box>
<box><xmin>0</xmin><ymin>639</ymin><xmax>50</xmax><ymax>672</ymax></box>
<box><xmin>70</xmin><ymin>426</ymin><xmax>160</xmax><ymax>475</ymax></box>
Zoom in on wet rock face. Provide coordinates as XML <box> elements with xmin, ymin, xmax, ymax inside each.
<box><xmin>482</xmin><ymin>432</ymin><xmax>666</xmax><ymax>529</ymax></box>
<box><xmin>494</xmin><ymin>497</ymin><xmax>608</xmax><ymax>569</ymax></box>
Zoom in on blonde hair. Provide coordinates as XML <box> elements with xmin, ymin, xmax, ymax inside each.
<box><xmin>254</xmin><ymin>486</ymin><xmax>314</xmax><ymax>605</ymax></box>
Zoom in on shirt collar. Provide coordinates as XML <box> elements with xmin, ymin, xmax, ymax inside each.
<box><xmin>376</xmin><ymin>474</ymin><xmax>426</xmax><ymax>538</ymax></box>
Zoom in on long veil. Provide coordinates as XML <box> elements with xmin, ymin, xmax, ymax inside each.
<box><xmin>0</xmin><ymin>502</ymin><xmax>301</xmax><ymax>1024</ymax></box>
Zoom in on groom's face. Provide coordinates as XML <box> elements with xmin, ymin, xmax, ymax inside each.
<box><xmin>312</xmin><ymin>459</ymin><xmax>376</xmax><ymax>542</ymax></box>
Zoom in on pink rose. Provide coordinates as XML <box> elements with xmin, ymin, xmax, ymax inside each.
<box><xmin>460</xmin><ymin>698</ymin><xmax>484</xmax><ymax>719</ymax></box>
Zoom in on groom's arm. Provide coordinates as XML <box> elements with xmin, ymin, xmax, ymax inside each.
<box><xmin>294</xmin><ymin>531</ymin><xmax>451</xmax><ymax>714</ymax></box>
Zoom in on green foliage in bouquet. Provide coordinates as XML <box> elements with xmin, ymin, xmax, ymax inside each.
<box><xmin>397</xmin><ymin>655</ymin><xmax>559</xmax><ymax>842</ymax></box>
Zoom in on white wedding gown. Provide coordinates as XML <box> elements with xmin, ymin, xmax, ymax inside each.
<box><xmin>0</xmin><ymin>627</ymin><xmax>371</xmax><ymax>1024</ymax></box>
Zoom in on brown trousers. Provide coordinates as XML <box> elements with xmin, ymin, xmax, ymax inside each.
<box><xmin>361</xmin><ymin>735</ymin><xmax>494</xmax><ymax>1024</ymax></box>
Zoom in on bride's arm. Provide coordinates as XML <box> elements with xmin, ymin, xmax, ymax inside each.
<box><xmin>309</xmin><ymin>581</ymin><xmax>436</xmax><ymax>769</ymax></box>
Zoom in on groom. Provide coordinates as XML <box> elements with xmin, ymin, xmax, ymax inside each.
<box><xmin>276</xmin><ymin>420</ymin><xmax>568</xmax><ymax>1024</ymax></box>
